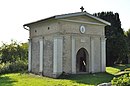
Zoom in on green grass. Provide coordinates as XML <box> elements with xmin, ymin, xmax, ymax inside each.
<box><xmin>0</xmin><ymin>73</ymin><xmax>113</xmax><ymax>86</ymax></box>
<box><xmin>106</xmin><ymin>67</ymin><xmax>120</xmax><ymax>75</ymax></box>
<box><xmin>0</xmin><ymin>73</ymin><xmax>82</xmax><ymax>86</ymax></box>
<box><xmin>0</xmin><ymin>65</ymin><xmax>130</xmax><ymax>86</ymax></box>
<box><xmin>106</xmin><ymin>64</ymin><xmax>130</xmax><ymax>76</ymax></box>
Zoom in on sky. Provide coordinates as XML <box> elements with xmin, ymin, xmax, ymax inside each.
<box><xmin>0</xmin><ymin>0</ymin><xmax>130</xmax><ymax>44</ymax></box>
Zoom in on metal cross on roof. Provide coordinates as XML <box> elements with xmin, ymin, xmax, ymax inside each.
<box><xmin>80</xmin><ymin>6</ymin><xmax>84</xmax><ymax>12</ymax></box>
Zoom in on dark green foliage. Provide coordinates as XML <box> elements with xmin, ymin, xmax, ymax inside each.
<box><xmin>0</xmin><ymin>60</ymin><xmax>27</xmax><ymax>74</ymax></box>
<box><xmin>111</xmin><ymin>74</ymin><xmax>130</xmax><ymax>86</ymax></box>
<box><xmin>0</xmin><ymin>40</ymin><xmax>28</xmax><ymax>63</ymax></box>
<box><xmin>94</xmin><ymin>12</ymin><xmax>128</xmax><ymax>66</ymax></box>
<box><xmin>0</xmin><ymin>40</ymin><xmax>28</xmax><ymax>73</ymax></box>
<box><xmin>125</xmin><ymin>29</ymin><xmax>130</xmax><ymax>59</ymax></box>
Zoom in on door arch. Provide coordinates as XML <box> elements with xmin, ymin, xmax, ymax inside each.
<box><xmin>76</xmin><ymin>48</ymin><xmax>89</xmax><ymax>73</ymax></box>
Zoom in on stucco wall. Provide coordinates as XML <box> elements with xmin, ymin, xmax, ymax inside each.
<box><xmin>43</xmin><ymin>35</ymin><xmax>53</xmax><ymax>77</ymax></box>
<box><xmin>59</xmin><ymin>18</ymin><xmax>104</xmax><ymax>73</ymax></box>
<box><xmin>28</xmin><ymin>15</ymin><xmax>106</xmax><ymax>77</ymax></box>
<box><xmin>29</xmin><ymin>16</ymin><xmax>105</xmax><ymax>39</ymax></box>
<box><xmin>31</xmin><ymin>35</ymin><xmax>54</xmax><ymax>77</ymax></box>
<box><xmin>62</xmin><ymin>35</ymin><xmax>72</xmax><ymax>73</ymax></box>
<box><xmin>74</xmin><ymin>35</ymin><xmax>90</xmax><ymax>73</ymax></box>
<box><xmin>29</xmin><ymin>19</ymin><xmax>59</xmax><ymax>38</ymax></box>
<box><xmin>59</xmin><ymin>21</ymin><xmax>104</xmax><ymax>36</ymax></box>
<box><xmin>31</xmin><ymin>37</ymin><xmax>40</xmax><ymax>73</ymax></box>
<box><xmin>93</xmin><ymin>37</ymin><xmax>101</xmax><ymax>72</ymax></box>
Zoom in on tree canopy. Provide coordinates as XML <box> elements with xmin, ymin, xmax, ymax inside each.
<box><xmin>94</xmin><ymin>12</ymin><xmax>128</xmax><ymax>66</ymax></box>
<box><xmin>125</xmin><ymin>29</ymin><xmax>130</xmax><ymax>60</ymax></box>
<box><xmin>0</xmin><ymin>40</ymin><xmax>28</xmax><ymax>63</ymax></box>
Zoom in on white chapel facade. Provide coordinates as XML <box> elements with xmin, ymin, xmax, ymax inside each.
<box><xmin>23</xmin><ymin>12</ymin><xmax>110</xmax><ymax>78</ymax></box>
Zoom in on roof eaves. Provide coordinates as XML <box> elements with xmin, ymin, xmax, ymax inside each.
<box><xmin>55</xmin><ymin>12</ymin><xmax>86</xmax><ymax>19</ymax></box>
<box><xmin>23</xmin><ymin>16</ymin><xmax>55</xmax><ymax>26</ymax></box>
<box><xmin>23</xmin><ymin>12</ymin><xmax>111</xmax><ymax>27</ymax></box>
<box><xmin>84</xmin><ymin>12</ymin><xmax>111</xmax><ymax>26</ymax></box>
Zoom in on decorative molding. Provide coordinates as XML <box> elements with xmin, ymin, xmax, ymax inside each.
<box><xmin>39</xmin><ymin>38</ymin><xmax>44</xmax><ymax>72</ymax></box>
<box><xmin>72</xmin><ymin>37</ymin><xmax>76</xmax><ymax>74</ymax></box>
<box><xmin>59</xmin><ymin>19</ymin><xmax>106</xmax><ymax>26</ymax></box>
<box><xmin>30</xmin><ymin>32</ymin><xmax>105</xmax><ymax>39</ymax></box>
<box><xmin>24</xmin><ymin>12</ymin><xmax>110</xmax><ymax>26</ymax></box>
<box><xmin>100</xmin><ymin>37</ymin><xmax>106</xmax><ymax>72</ymax></box>
<box><xmin>81</xmin><ymin>38</ymin><xmax>86</xmax><ymax>43</ymax></box>
<box><xmin>53</xmin><ymin>37</ymin><xmax>63</xmax><ymax>74</ymax></box>
<box><xmin>80</xmin><ymin>25</ymin><xmax>86</xmax><ymax>33</ymax></box>
<box><xmin>53</xmin><ymin>38</ymin><xmax>58</xmax><ymax>74</ymax></box>
<box><xmin>28</xmin><ymin>39</ymin><xmax>32</xmax><ymax>72</ymax></box>
<box><xmin>90</xmin><ymin>37</ymin><xmax>94</xmax><ymax>73</ymax></box>
<box><xmin>55</xmin><ymin>12</ymin><xmax>110</xmax><ymax>25</ymax></box>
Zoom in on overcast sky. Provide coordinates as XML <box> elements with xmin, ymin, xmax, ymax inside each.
<box><xmin>0</xmin><ymin>0</ymin><xmax>130</xmax><ymax>44</ymax></box>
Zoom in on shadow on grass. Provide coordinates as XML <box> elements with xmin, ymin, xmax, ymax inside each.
<box><xmin>59</xmin><ymin>72</ymin><xmax>114</xmax><ymax>85</ymax></box>
<box><xmin>112</xmin><ymin>64</ymin><xmax>130</xmax><ymax>76</ymax></box>
<box><xmin>113</xmin><ymin>64</ymin><xmax>130</xmax><ymax>71</ymax></box>
<box><xmin>0</xmin><ymin>75</ymin><xmax>17</xmax><ymax>86</ymax></box>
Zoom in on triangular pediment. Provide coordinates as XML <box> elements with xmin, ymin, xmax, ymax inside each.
<box><xmin>24</xmin><ymin>12</ymin><xmax>110</xmax><ymax>26</ymax></box>
<box><xmin>55</xmin><ymin>12</ymin><xmax>110</xmax><ymax>26</ymax></box>
<box><xmin>60</xmin><ymin>15</ymin><xmax>105</xmax><ymax>25</ymax></box>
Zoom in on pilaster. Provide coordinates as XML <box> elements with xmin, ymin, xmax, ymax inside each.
<box><xmin>100</xmin><ymin>37</ymin><xmax>106</xmax><ymax>72</ymax></box>
<box><xmin>39</xmin><ymin>37</ymin><xmax>44</xmax><ymax>73</ymax></box>
<box><xmin>28</xmin><ymin>39</ymin><xmax>32</xmax><ymax>72</ymax></box>
<box><xmin>53</xmin><ymin>37</ymin><xmax>63</xmax><ymax>74</ymax></box>
<box><xmin>90</xmin><ymin>37</ymin><xmax>94</xmax><ymax>73</ymax></box>
<box><xmin>72</xmin><ymin>37</ymin><xmax>76</xmax><ymax>74</ymax></box>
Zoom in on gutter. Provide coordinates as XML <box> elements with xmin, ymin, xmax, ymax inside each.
<box><xmin>23</xmin><ymin>25</ymin><xmax>30</xmax><ymax>31</ymax></box>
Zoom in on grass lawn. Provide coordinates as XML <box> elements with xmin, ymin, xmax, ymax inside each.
<box><xmin>0</xmin><ymin>73</ymin><xmax>113</xmax><ymax>86</ymax></box>
<box><xmin>0</xmin><ymin>64</ymin><xmax>130</xmax><ymax>86</ymax></box>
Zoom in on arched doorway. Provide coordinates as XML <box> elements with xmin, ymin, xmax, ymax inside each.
<box><xmin>76</xmin><ymin>48</ymin><xmax>89</xmax><ymax>73</ymax></box>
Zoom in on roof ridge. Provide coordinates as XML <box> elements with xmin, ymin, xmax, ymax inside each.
<box><xmin>24</xmin><ymin>12</ymin><xmax>110</xmax><ymax>26</ymax></box>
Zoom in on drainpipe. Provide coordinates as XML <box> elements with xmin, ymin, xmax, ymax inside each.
<box><xmin>23</xmin><ymin>25</ymin><xmax>30</xmax><ymax>31</ymax></box>
<box><xmin>23</xmin><ymin>25</ymin><xmax>31</xmax><ymax>72</ymax></box>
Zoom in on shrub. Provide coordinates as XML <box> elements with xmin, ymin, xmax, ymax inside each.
<box><xmin>125</xmin><ymin>68</ymin><xmax>130</xmax><ymax>71</ymax></box>
<box><xmin>111</xmin><ymin>74</ymin><xmax>130</xmax><ymax>86</ymax></box>
<box><xmin>0</xmin><ymin>60</ymin><xmax>27</xmax><ymax>74</ymax></box>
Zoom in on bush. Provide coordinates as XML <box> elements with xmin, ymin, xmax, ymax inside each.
<box><xmin>125</xmin><ymin>68</ymin><xmax>130</xmax><ymax>71</ymax></box>
<box><xmin>0</xmin><ymin>60</ymin><xmax>27</xmax><ymax>74</ymax></box>
<box><xmin>111</xmin><ymin>74</ymin><xmax>130</xmax><ymax>86</ymax></box>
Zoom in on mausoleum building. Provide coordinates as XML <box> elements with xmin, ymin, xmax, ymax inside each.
<box><xmin>23</xmin><ymin>12</ymin><xmax>110</xmax><ymax>78</ymax></box>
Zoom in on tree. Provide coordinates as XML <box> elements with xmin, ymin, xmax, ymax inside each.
<box><xmin>0</xmin><ymin>40</ymin><xmax>28</xmax><ymax>63</ymax></box>
<box><xmin>125</xmin><ymin>29</ymin><xmax>130</xmax><ymax>59</ymax></box>
<box><xmin>94</xmin><ymin>12</ymin><xmax>128</xmax><ymax>66</ymax></box>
